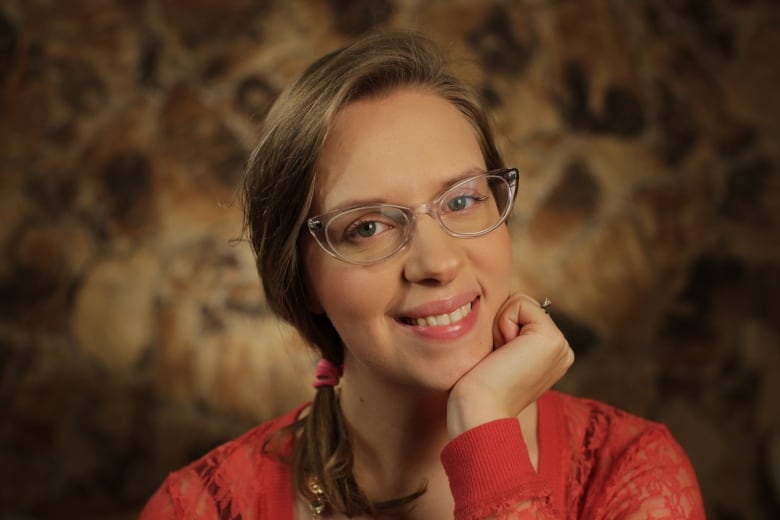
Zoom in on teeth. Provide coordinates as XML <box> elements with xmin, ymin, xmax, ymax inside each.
<box><xmin>414</xmin><ymin>302</ymin><xmax>472</xmax><ymax>327</ymax></box>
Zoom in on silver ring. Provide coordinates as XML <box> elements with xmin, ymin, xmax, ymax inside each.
<box><xmin>541</xmin><ymin>297</ymin><xmax>552</xmax><ymax>314</ymax></box>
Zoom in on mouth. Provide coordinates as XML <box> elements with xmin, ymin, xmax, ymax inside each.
<box><xmin>398</xmin><ymin>300</ymin><xmax>475</xmax><ymax>327</ymax></box>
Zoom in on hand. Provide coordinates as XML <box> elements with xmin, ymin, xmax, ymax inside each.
<box><xmin>446</xmin><ymin>293</ymin><xmax>574</xmax><ymax>437</ymax></box>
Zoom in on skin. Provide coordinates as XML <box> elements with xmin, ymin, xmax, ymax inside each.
<box><xmin>301</xmin><ymin>89</ymin><xmax>574</xmax><ymax>518</ymax></box>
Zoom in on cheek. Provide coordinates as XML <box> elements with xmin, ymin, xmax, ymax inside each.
<box><xmin>304</xmin><ymin>249</ymin><xmax>390</xmax><ymax>325</ymax></box>
<box><xmin>320</xmin><ymin>274</ymin><xmax>382</xmax><ymax>321</ymax></box>
<box><xmin>482</xmin><ymin>226</ymin><xmax>513</xmax><ymax>282</ymax></box>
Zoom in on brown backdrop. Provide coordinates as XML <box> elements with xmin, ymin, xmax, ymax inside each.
<box><xmin>1</xmin><ymin>0</ymin><xmax>779</xmax><ymax>518</ymax></box>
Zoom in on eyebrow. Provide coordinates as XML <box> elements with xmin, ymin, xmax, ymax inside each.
<box><xmin>322</xmin><ymin>166</ymin><xmax>488</xmax><ymax>213</ymax></box>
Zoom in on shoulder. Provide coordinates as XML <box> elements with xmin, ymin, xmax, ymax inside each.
<box><xmin>546</xmin><ymin>390</ymin><xmax>669</xmax><ymax>455</ymax></box>
<box><xmin>139</xmin><ymin>403</ymin><xmax>307</xmax><ymax>519</ymax></box>
<box><xmin>182</xmin><ymin>402</ymin><xmax>304</xmax><ymax>479</ymax></box>
<box><xmin>545</xmin><ymin>391</ymin><xmax>703</xmax><ymax>515</ymax></box>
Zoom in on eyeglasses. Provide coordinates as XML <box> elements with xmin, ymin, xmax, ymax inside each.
<box><xmin>306</xmin><ymin>168</ymin><xmax>518</xmax><ymax>265</ymax></box>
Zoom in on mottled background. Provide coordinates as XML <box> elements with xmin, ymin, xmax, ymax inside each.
<box><xmin>1</xmin><ymin>0</ymin><xmax>779</xmax><ymax>518</ymax></box>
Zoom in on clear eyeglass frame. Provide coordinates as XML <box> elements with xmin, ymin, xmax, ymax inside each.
<box><xmin>305</xmin><ymin>167</ymin><xmax>519</xmax><ymax>266</ymax></box>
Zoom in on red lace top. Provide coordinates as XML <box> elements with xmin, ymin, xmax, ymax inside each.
<box><xmin>140</xmin><ymin>391</ymin><xmax>705</xmax><ymax>519</ymax></box>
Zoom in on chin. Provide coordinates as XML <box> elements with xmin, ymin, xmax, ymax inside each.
<box><xmin>424</xmin><ymin>348</ymin><xmax>489</xmax><ymax>392</ymax></box>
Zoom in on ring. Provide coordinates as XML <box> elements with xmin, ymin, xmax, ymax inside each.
<box><xmin>541</xmin><ymin>297</ymin><xmax>552</xmax><ymax>314</ymax></box>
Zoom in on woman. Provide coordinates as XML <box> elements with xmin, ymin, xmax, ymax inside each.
<box><xmin>142</xmin><ymin>32</ymin><xmax>705</xmax><ymax>519</ymax></box>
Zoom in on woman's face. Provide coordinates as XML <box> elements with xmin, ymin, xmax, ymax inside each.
<box><xmin>303</xmin><ymin>89</ymin><xmax>513</xmax><ymax>392</ymax></box>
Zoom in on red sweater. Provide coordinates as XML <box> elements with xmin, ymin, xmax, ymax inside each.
<box><xmin>141</xmin><ymin>391</ymin><xmax>705</xmax><ymax>519</ymax></box>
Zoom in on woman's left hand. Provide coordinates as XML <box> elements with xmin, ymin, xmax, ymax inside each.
<box><xmin>446</xmin><ymin>293</ymin><xmax>574</xmax><ymax>437</ymax></box>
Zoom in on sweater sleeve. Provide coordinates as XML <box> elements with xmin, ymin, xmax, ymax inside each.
<box><xmin>441</xmin><ymin>418</ymin><xmax>559</xmax><ymax>519</ymax></box>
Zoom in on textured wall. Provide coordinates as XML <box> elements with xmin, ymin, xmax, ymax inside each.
<box><xmin>1</xmin><ymin>0</ymin><xmax>779</xmax><ymax>518</ymax></box>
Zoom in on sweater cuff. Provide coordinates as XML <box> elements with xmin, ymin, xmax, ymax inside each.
<box><xmin>441</xmin><ymin>418</ymin><xmax>547</xmax><ymax>517</ymax></box>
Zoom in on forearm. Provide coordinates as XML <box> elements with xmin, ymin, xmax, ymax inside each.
<box><xmin>441</xmin><ymin>418</ymin><xmax>559</xmax><ymax>519</ymax></box>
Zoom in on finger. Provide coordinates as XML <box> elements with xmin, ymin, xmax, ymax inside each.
<box><xmin>520</xmin><ymin>294</ymin><xmax>554</xmax><ymax>321</ymax></box>
<box><xmin>492</xmin><ymin>294</ymin><xmax>553</xmax><ymax>346</ymax></box>
<box><xmin>492</xmin><ymin>295</ymin><xmax>521</xmax><ymax>347</ymax></box>
<box><xmin>494</xmin><ymin>305</ymin><xmax>519</xmax><ymax>347</ymax></box>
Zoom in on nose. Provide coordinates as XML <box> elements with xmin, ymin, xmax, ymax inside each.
<box><xmin>402</xmin><ymin>215</ymin><xmax>464</xmax><ymax>285</ymax></box>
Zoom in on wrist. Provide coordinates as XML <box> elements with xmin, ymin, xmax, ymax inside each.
<box><xmin>446</xmin><ymin>384</ymin><xmax>511</xmax><ymax>438</ymax></box>
<box><xmin>441</xmin><ymin>417</ymin><xmax>545</xmax><ymax>517</ymax></box>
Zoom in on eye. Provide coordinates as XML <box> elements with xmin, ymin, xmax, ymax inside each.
<box><xmin>445</xmin><ymin>193</ymin><xmax>487</xmax><ymax>212</ymax></box>
<box><xmin>345</xmin><ymin>219</ymin><xmax>392</xmax><ymax>240</ymax></box>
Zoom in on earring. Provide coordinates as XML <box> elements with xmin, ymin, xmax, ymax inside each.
<box><xmin>308</xmin><ymin>476</ymin><xmax>326</xmax><ymax>519</ymax></box>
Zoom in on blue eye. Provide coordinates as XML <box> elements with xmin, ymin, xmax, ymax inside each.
<box><xmin>345</xmin><ymin>219</ymin><xmax>392</xmax><ymax>240</ymax></box>
<box><xmin>448</xmin><ymin>196</ymin><xmax>468</xmax><ymax>211</ymax></box>
<box><xmin>354</xmin><ymin>221</ymin><xmax>377</xmax><ymax>237</ymax></box>
<box><xmin>446</xmin><ymin>193</ymin><xmax>486</xmax><ymax>212</ymax></box>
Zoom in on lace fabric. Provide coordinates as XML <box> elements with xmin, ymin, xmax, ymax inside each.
<box><xmin>559</xmin><ymin>397</ymin><xmax>704</xmax><ymax>519</ymax></box>
<box><xmin>140</xmin><ymin>391</ymin><xmax>705</xmax><ymax>519</ymax></box>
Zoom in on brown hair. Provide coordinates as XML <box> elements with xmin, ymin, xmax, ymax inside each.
<box><xmin>242</xmin><ymin>31</ymin><xmax>504</xmax><ymax>516</ymax></box>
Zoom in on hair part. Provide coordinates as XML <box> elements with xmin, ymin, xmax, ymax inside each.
<box><xmin>243</xmin><ymin>31</ymin><xmax>504</xmax><ymax>516</ymax></box>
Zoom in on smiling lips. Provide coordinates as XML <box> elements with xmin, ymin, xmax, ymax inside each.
<box><xmin>398</xmin><ymin>293</ymin><xmax>478</xmax><ymax>327</ymax></box>
<box><xmin>407</xmin><ymin>301</ymin><xmax>472</xmax><ymax>327</ymax></box>
<box><xmin>397</xmin><ymin>296</ymin><xmax>480</xmax><ymax>341</ymax></box>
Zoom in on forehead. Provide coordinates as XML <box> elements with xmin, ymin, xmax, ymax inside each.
<box><xmin>313</xmin><ymin>89</ymin><xmax>485</xmax><ymax>212</ymax></box>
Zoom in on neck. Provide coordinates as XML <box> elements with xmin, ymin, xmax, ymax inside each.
<box><xmin>338</xmin><ymin>369</ymin><xmax>452</xmax><ymax>500</ymax></box>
